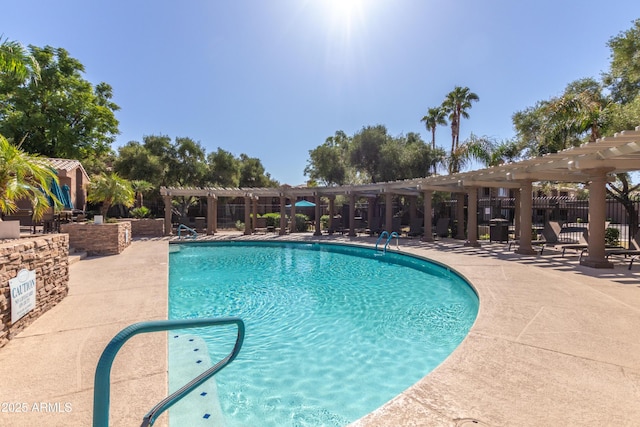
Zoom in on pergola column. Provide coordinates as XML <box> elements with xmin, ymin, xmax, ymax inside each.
<box><xmin>516</xmin><ymin>180</ymin><xmax>537</xmax><ymax>255</ymax></box>
<box><xmin>163</xmin><ymin>195</ymin><xmax>172</xmax><ymax>236</ymax></box>
<box><xmin>206</xmin><ymin>195</ymin><xmax>217</xmax><ymax>235</ymax></box>
<box><xmin>385</xmin><ymin>192</ymin><xmax>393</xmax><ymax>232</ymax></box>
<box><xmin>421</xmin><ymin>190</ymin><xmax>433</xmax><ymax>242</ymax></box>
<box><xmin>314</xmin><ymin>194</ymin><xmax>322</xmax><ymax>236</ymax></box>
<box><xmin>289</xmin><ymin>199</ymin><xmax>297</xmax><ymax>233</ymax></box>
<box><xmin>581</xmin><ymin>169</ymin><xmax>614</xmax><ymax>268</ymax></box>
<box><xmin>252</xmin><ymin>196</ymin><xmax>258</xmax><ymax>233</ymax></box>
<box><xmin>279</xmin><ymin>195</ymin><xmax>287</xmax><ymax>235</ymax></box>
<box><xmin>464</xmin><ymin>188</ymin><xmax>480</xmax><ymax>247</ymax></box>
<box><xmin>456</xmin><ymin>192</ymin><xmax>465</xmax><ymax>239</ymax></box>
<box><xmin>349</xmin><ymin>193</ymin><xmax>357</xmax><ymax>237</ymax></box>
<box><xmin>243</xmin><ymin>195</ymin><xmax>251</xmax><ymax>235</ymax></box>
<box><xmin>328</xmin><ymin>195</ymin><xmax>335</xmax><ymax>232</ymax></box>
<box><xmin>367</xmin><ymin>196</ymin><xmax>375</xmax><ymax>232</ymax></box>
<box><xmin>514</xmin><ymin>189</ymin><xmax>521</xmax><ymax>240</ymax></box>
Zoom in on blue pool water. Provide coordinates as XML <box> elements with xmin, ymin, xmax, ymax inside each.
<box><xmin>168</xmin><ymin>241</ymin><xmax>478</xmax><ymax>426</ymax></box>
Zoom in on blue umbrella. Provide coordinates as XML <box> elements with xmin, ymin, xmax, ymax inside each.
<box><xmin>285</xmin><ymin>200</ymin><xmax>316</xmax><ymax>208</ymax></box>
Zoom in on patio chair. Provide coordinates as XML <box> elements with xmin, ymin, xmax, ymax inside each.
<box><xmin>508</xmin><ymin>220</ymin><xmax>561</xmax><ymax>253</ymax></box>
<box><xmin>407</xmin><ymin>218</ymin><xmax>424</xmax><ymax>238</ymax></box>
<box><xmin>561</xmin><ymin>222</ymin><xmax>621</xmax><ymax>257</ymax></box>
<box><xmin>601</xmin><ymin>228</ymin><xmax>640</xmax><ymax>269</ymax></box>
<box><xmin>434</xmin><ymin>217</ymin><xmax>450</xmax><ymax>238</ymax></box>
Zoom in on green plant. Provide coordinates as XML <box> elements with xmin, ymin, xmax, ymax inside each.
<box><xmin>235</xmin><ymin>220</ymin><xmax>244</xmax><ymax>231</ymax></box>
<box><xmin>130</xmin><ymin>206</ymin><xmax>151</xmax><ymax>219</ymax></box>
<box><xmin>605</xmin><ymin>227</ymin><xmax>620</xmax><ymax>246</ymax></box>
<box><xmin>320</xmin><ymin>214</ymin><xmax>330</xmax><ymax>230</ymax></box>
<box><xmin>294</xmin><ymin>213</ymin><xmax>309</xmax><ymax>232</ymax></box>
<box><xmin>262</xmin><ymin>212</ymin><xmax>280</xmax><ymax>227</ymax></box>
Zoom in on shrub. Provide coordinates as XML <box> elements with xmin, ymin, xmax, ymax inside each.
<box><xmin>262</xmin><ymin>212</ymin><xmax>280</xmax><ymax>227</ymax></box>
<box><xmin>294</xmin><ymin>213</ymin><xmax>309</xmax><ymax>232</ymax></box>
<box><xmin>320</xmin><ymin>214</ymin><xmax>330</xmax><ymax>230</ymax></box>
<box><xmin>130</xmin><ymin>206</ymin><xmax>151</xmax><ymax>219</ymax></box>
<box><xmin>605</xmin><ymin>227</ymin><xmax>620</xmax><ymax>246</ymax></box>
<box><xmin>235</xmin><ymin>220</ymin><xmax>244</xmax><ymax>231</ymax></box>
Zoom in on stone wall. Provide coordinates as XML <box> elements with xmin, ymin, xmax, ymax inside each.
<box><xmin>0</xmin><ymin>234</ymin><xmax>69</xmax><ymax>348</ymax></box>
<box><xmin>61</xmin><ymin>222</ymin><xmax>132</xmax><ymax>256</ymax></box>
<box><xmin>117</xmin><ymin>218</ymin><xmax>164</xmax><ymax>237</ymax></box>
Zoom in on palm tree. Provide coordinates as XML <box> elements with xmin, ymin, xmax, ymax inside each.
<box><xmin>420</xmin><ymin>107</ymin><xmax>448</xmax><ymax>174</ymax></box>
<box><xmin>0</xmin><ymin>135</ymin><xmax>60</xmax><ymax>221</ymax></box>
<box><xmin>130</xmin><ymin>180</ymin><xmax>154</xmax><ymax>208</ymax></box>
<box><xmin>441</xmin><ymin>86</ymin><xmax>479</xmax><ymax>156</ymax></box>
<box><xmin>0</xmin><ymin>37</ymin><xmax>40</xmax><ymax>81</ymax></box>
<box><xmin>87</xmin><ymin>173</ymin><xmax>135</xmax><ymax>218</ymax></box>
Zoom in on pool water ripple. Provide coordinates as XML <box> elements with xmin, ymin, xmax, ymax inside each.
<box><xmin>169</xmin><ymin>242</ymin><xmax>478</xmax><ymax>426</ymax></box>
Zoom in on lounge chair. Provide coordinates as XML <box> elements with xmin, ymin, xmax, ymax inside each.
<box><xmin>560</xmin><ymin>222</ymin><xmax>621</xmax><ymax>257</ymax></box>
<box><xmin>601</xmin><ymin>228</ymin><xmax>640</xmax><ymax>269</ymax></box>
<box><xmin>508</xmin><ymin>220</ymin><xmax>561</xmax><ymax>253</ymax></box>
<box><xmin>434</xmin><ymin>217</ymin><xmax>450</xmax><ymax>238</ymax></box>
<box><xmin>407</xmin><ymin>218</ymin><xmax>423</xmax><ymax>238</ymax></box>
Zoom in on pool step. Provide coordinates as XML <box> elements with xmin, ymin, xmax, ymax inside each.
<box><xmin>68</xmin><ymin>248</ymin><xmax>87</xmax><ymax>265</ymax></box>
<box><xmin>169</xmin><ymin>334</ymin><xmax>225</xmax><ymax>426</ymax></box>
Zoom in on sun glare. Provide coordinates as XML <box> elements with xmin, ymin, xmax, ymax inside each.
<box><xmin>327</xmin><ymin>0</ymin><xmax>364</xmax><ymax>20</ymax></box>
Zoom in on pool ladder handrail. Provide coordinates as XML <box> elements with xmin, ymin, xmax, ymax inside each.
<box><xmin>375</xmin><ymin>230</ymin><xmax>400</xmax><ymax>253</ymax></box>
<box><xmin>177</xmin><ymin>223</ymin><xmax>197</xmax><ymax>239</ymax></box>
<box><xmin>92</xmin><ymin>317</ymin><xmax>245</xmax><ymax>427</ymax></box>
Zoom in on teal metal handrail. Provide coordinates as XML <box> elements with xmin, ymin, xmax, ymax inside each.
<box><xmin>375</xmin><ymin>231</ymin><xmax>390</xmax><ymax>251</ymax></box>
<box><xmin>176</xmin><ymin>223</ymin><xmax>197</xmax><ymax>239</ymax></box>
<box><xmin>384</xmin><ymin>231</ymin><xmax>400</xmax><ymax>253</ymax></box>
<box><xmin>93</xmin><ymin>317</ymin><xmax>245</xmax><ymax>427</ymax></box>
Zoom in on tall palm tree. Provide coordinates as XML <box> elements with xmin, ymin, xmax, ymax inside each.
<box><xmin>420</xmin><ymin>107</ymin><xmax>448</xmax><ymax>174</ymax></box>
<box><xmin>87</xmin><ymin>173</ymin><xmax>135</xmax><ymax>218</ymax></box>
<box><xmin>0</xmin><ymin>135</ymin><xmax>60</xmax><ymax>221</ymax></box>
<box><xmin>441</xmin><ymin>86</ymin><xmax>479</xmax><ymax>156</ymax></box>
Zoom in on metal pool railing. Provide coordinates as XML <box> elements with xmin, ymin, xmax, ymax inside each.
<box><xmin>93</xmin><ymin>317</ymin><xmax>245</xmax><ymax>427</ymax></box>
<box><xmin>375</xmin><ymin>230</ymin><xmax>400</xmax><ymax>254</ymax></box>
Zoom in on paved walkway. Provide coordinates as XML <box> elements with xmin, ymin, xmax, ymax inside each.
<box><xmin>0</xmin><ymin>233</ymin><xmax>639</xmax><ymax>426</ymax></box>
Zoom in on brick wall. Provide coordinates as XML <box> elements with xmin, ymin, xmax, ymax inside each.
<box><xmin>117</xmin><ymin>218</ymin><xmax>164</xmax><ymax>237</ymax></box>
<box><xmin>60</xmin><ymin>222</ymin><xmax>132</xmax><ymax>256</ymax></box>
<box><xmin>0</xmin><ymin>234</ymin><xmax>69</xmax><ymax>348</ymax></box>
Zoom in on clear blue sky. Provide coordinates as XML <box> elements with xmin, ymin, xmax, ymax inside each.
<box><xmin>3</xmin><ymin>1</ymin><xmax>639</xmax><ymax>185</ymax></box>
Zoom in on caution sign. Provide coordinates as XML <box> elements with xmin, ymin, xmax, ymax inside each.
<box><xmin>9</xmin><ymin>269</ymin><xmax>37</xmax><ymax>324</ymax></box>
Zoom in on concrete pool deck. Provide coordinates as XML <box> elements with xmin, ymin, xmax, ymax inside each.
<box><xmin>0</xmin><ymin>233</ymin><xmax>639</xmax><ymax>426</ymax></box>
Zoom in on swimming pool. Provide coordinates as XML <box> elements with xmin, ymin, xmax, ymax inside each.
<box><xmin>168</xmin><ymin>241</ymin><xmax>478</xmax><ymax>426</ymax></box>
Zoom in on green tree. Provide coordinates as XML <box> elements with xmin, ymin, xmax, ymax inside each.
<box><xmin>0</xmin><ymin>45</ymin><xmax>119</xmax><ymax>162</ymax></box>
<box><xmin>238</xmin><ymin>154</ymin><xmax>278</xmax><ymax>187</ymax></box>
<box><xmin>130</xmin><ymin>180</ymin><xmax>154</xmax><ymax>208</ymax></box>
<box><xmin>86</xmin><ymin>172</ymin><xmax>134</xmax><ymax>218</ymax></box>
<box><xmin>206</xmin><ymin>148</ymin><xmax>240</xmax><ymax>187</ymax></box>
<box><xmin>0</xmin><ymin>135</ymin><xmax>60</xmax><ymax>221</ymax></box>
<box><xmin>113</xmin><ymin>140</ymin><xmax>165</xmax><ymax>184</ymax></box>
<box><xmin>304</xmin><ymin>130</ymin><xmax>352</xmax><ymax>185</ymax></box>
<box><xmin>603</xmin><ymin>18</ymin><xmax>640</xmax><ymax>104</ymax></box>
<box><xmin>349</xmin><ymin>125</ymin><xmax>390</xmax><ymax>183</ymax></box>
<box><xmin>441</xmin><ymin>86</ymin><xmax>479</xmax><ymax>161</ymax></box>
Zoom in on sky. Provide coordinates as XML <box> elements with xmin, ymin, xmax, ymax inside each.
<box><xmin>2</xmin><ymin>1</ymin><xmax>640</xmax><ymax>185</ymax></box>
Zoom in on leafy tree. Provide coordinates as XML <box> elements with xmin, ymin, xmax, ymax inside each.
<box><xmin>441</xmin><ymin>86</ymin><xmax>479</xmax><ymax>159</ymax></box>
<box><xmin>603</xmin><ymin>18</ymin><xmax>640</xmax><ymax>104</ymax></box>
<box><xmin>86</xmin><ymin>172</ymin><xmax>134</xmax><ymax>218</ymax></box>
<box><xmin>0</xmin><ymin>135</ymin><xmax>60</xmax><ymax>221</ymax></box>
<box><xmin>0</xmin><ymin>45</ymin><xmax>119</xmax><ymax>162</ymax></box>
<box><xmin>206</xmin><ymin>148</ymin><xmax>240</xmax><ymax>187</ymax></box>
<box><xmin>238</xmin><ymin>154</ymin><xmax>278</xmax><ymax>187</ymax></box>
<box><xmin>304</xmin><ymin>130</ymin><xmax>352</xmax><ymax>185</ymax></box>
<box><xmin>113</xmin><ymin>140</ymin><xmax>165</xmax><ymax>184</ymax></box>
<box><xmin>349</xmin><ymin>125</ymin><xmax>389</xmax><ymax>183</ymax></box>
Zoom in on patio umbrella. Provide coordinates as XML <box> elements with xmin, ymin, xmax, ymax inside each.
<box><xmin>285</xmin><ymin>200</ymin><xmax>316</xmax><ymax>208</ymax></box>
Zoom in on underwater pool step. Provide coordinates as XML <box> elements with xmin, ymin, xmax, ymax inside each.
<box><xmin>168</xmin><ymin>334</ymin><xmax>225</xmax><ymax>426</ymax></box>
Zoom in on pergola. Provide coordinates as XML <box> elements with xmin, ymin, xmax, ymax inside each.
<box><xmin>160</xmin><ymin>126</ymin><xmax>640</xmax><ymax>268</ymax></box>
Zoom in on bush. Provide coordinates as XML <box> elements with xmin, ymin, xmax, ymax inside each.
<box><xmin>320</xmin><ymin>214</ymin><xmax>330</xmax><ymax>230</ymax></box>
<box><xmin>294</xmin><ymin>213</ymin><xmax>309</xmax><ymax>232</ymax></box>
<box><xmin>235</xmin><ymin>220</ymin><xmax>244</xmax><ymax>231</ymax></box>
<box><xmin>130</xmin><ymin>206</ymin><xmax>151</xmax><ymax>219</ymax></box>
<box><xmin>605</xmin><ymin>227</ymin><xmax>620</xmax><ymax>246</ymax></box>
<box><xmin>259</xmin><ymin>213</ymin><xmax>278</xmax><ymax>228</ymax></box>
